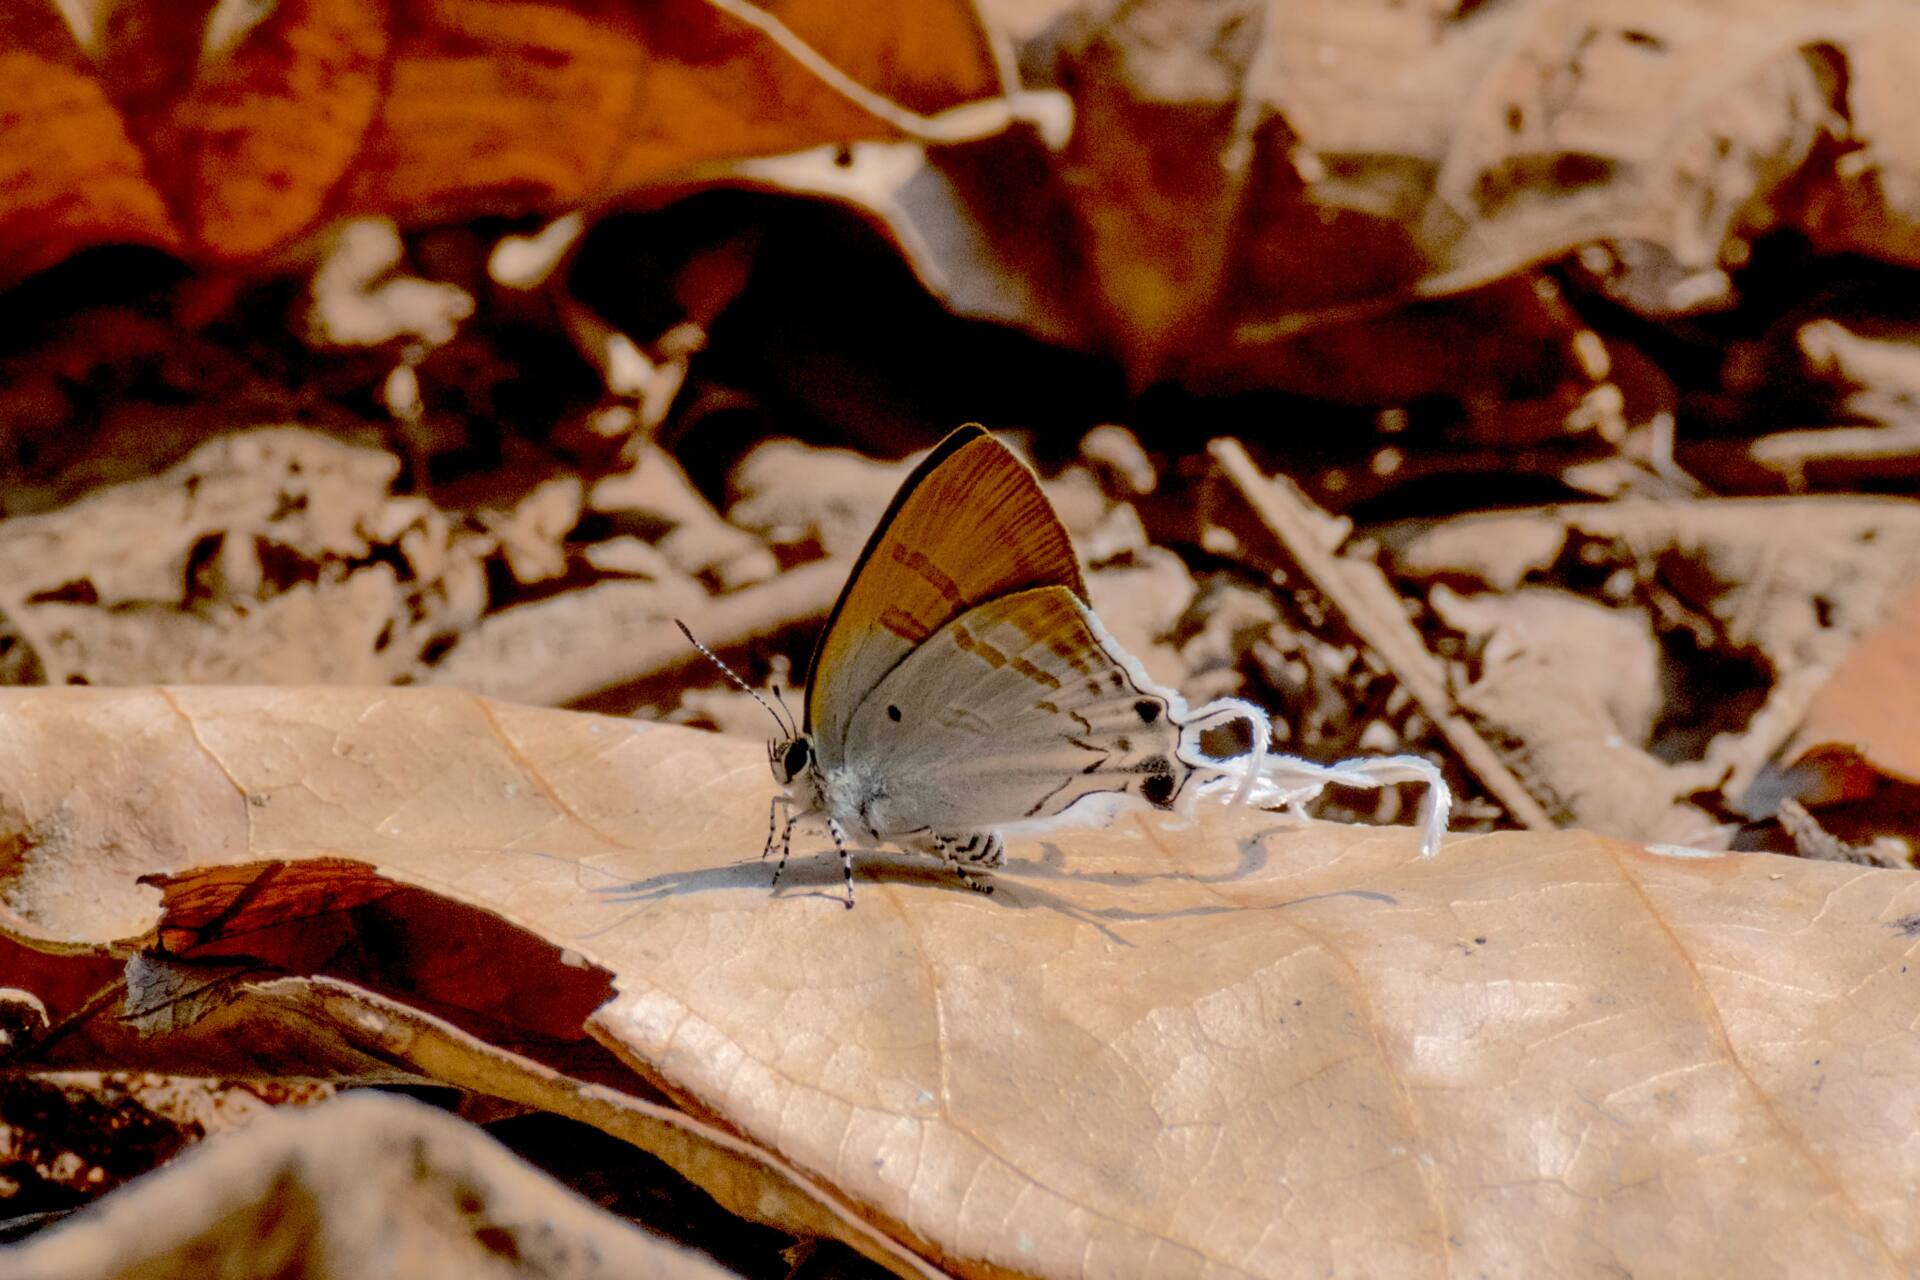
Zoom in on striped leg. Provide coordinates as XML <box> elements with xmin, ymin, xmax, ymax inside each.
<box><xmin>764</xmin><ymin>798</ymin><xmax>854</xmax><ymax>906</ymax></box>
<box><xmin>931</xmin><ymin>832</ymin><xmax>998</xmax><ymax>894</ymax></box>
<box><xmin>966</xmin><ymin>832</ymin><xmax>1005</xmax><ymax>869</ymax></box>
<box><xmin>826</xmin><ymin>818</ymin><xmax>855</xmax><ymax>909</ymax></box>
<box><xmin>764</xmin><ymin>795</ymin><xmax>804</xmax><ymax>888</ymax></box>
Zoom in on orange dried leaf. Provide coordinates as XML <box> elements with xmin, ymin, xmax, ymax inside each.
<box><xmin>101</xmin><ymin>0</ymin><xmax>388</xmax><ymax>260</ymax></box>
<box><xmin>0</xmin><ymin>0</ymin><xmax>1009</xmax><ymax>287</ymax></box>
<box><xmin>0</xmin><ymin>4</ymin><xmax>182</xmax><ymax>283</ymax></box>
<box><xmin>1789</xmin><ymin>581</ymin><xmax>1920</xmax><ymax>787</ymax></box>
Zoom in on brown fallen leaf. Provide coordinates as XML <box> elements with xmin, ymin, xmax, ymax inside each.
<box><xmin>3</xmin><ymin>687</ymin><xmax>1920</xmax><ymax>1275</ymax></box>
<box><xmin>3</xmin><ymin>1089</ymin><xmax>739</xmax><ymax>1279</ymax></box>
<box><xmin>1749</xmin><ymin>579</ymin><xmax>1920</xmax><ymax>857</ymax></box>
<box><xmin>1785</xmin><ymin>579</ymin><xmax>1920</xmax><ymax>790</ymax></box>
<box><xmin>0</xmin><ymin>0</ymin><xmax>1013</xmax><ymax>289</ymax></box>
<box><xmin>0</xmin><ymin>2</ymin><xmax>182</xmax><ymax>287</ymax></box>
<box><xmin>840</xmin><ymin>0</ymin><xmax>1920</xmax><ymax>413</ymax></box>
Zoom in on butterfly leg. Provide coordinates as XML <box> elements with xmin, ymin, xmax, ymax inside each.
<box><xmin>931</xmin><ymin>833</ymin><xmax>997</xmax><ymax>895</ymax></box>
<box><xmin>826</xmin><ymin>817</ymin><xmax>855</xmax><ymax>909</ymax></box>
<box><xmin>765</xmin><ymin>795</ymin><xmax>804</xmax><ymax>889</ymax></box>
<box><xmin>966</xmin><ymin>832</ymin><xmax>1006</xmax><ymax>869</ymax></box>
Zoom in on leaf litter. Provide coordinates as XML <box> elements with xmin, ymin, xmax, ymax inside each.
<box><xmin>7</xmin><ymin>0</ymin><xmax>1920</xmax><ymax>1274</ymax></box>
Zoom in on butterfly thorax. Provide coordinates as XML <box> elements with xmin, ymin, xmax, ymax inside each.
<box><xmin>768</xmin><ymin>731</ymin><xmax>851</xmax><ymax>832</ymax></box>
<box><xmin>770</xmin><ymin>730</ymin><xmax>901</xmax><ymax>846</ymax></box>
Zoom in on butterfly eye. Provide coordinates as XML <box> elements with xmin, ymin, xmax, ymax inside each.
<box><xmin>783</xmin><ymin>738</ymin><xmax>813</xmax><ymax>779</ymax></box>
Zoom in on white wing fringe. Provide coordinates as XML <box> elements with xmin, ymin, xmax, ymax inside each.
<box><xmin>1078</xmin><ymin>605</ymin><xmax>1452</xmax><ymax>856</ymax></box>
<box><xmin>1178</xmin><ymin>697</ymin><xmax>1453</xmax><ymax>858</ymax></box>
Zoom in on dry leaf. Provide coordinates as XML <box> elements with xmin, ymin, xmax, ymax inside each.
<box><xmin>0</xmin><ymin>2</ymin><xmax>182</xmax><ymax>286</ymax></box>
<box><xmin>0</xmin><ymin>0</ymin><xmax>1012</xmax><ymax>289</ymax></box>
<box><xmin>592</xmin><ymin>444</ymin><xmax>775</xmax><ymax>588</ymax></box>
<box><xmin>1758</xmin><ymin>580</ymin><xmax>1920</xmax><ymax>855</ymax></box>
<box><xmin>1389</xmin><ymin>496</ymin><xmax>1920</xmax><ymax>842</ymax></box>
<box><xmin>3</xmin><ymin>687</ymin><xmax>1920</xmax><ymax>1275</ymax></box>
<box><xmin>0</xmin><ymin>426</ymin><xmax>488</xmax><ymax>686</ymax></box>
<box><xmin>4</xmin><ymin>1089</ymin><xmax>739</xmax><ymax>1279</ymax></box>
<box><xmin>1787</xmin><ymin>580</ymin><xmax>1920</xmax><ymax>788</ymax></box>
<box><xmin>1424</xmin><ymin>583</ymin><xmax>1720</xmax><ymax>842</ymax></box>
<box><xmin>854</xmin><ymin>0</ymin><xmax>1920</xmax><ymax>405</ymax></box>
<box><xmin>1043</xmin><ymin>0</ymin><xmax>1822</xmax><ymax>388</ymax></box>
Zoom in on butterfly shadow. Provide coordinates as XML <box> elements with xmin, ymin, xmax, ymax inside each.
<box><xmin>985</xmin><ymin>828</ymin><xmax>1399</xmax><ymax>948</ymax></box>
<box><xmin>575</xmin><ymin>829</ymin><xmax>1398</xmax><ymax>949</ymax></box>
<box><xmin>579</xmin><ymin>846</ymin><xmax>1013</xmax><ymax>935</ymax></box>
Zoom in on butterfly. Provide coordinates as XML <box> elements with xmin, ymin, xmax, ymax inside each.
<box><xmin>684</xmin><ymin>425</ymin><xmax>1449</xmax><ymax>907</ymax></box>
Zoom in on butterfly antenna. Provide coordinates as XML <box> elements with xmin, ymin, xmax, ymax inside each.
<box><xmin>674</xmin><ymin>620</ymin><xmax>792</xmax><ymax>737</ymax></box>
<box><xmin>770</xmin><ymin>683</ymin><xmax>798</xmax><ymax>737</ymax></box>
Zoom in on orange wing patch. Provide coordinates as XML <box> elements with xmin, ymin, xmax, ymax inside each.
<box><xmin>976</xmin><ymin>588</ymin><xmax>1101</xmax><ymax>687</ymax></box>
<box><xmin>807</xmin><ymin>426</ymin><xmax>1084</xmax><ymax>748</ymax></box>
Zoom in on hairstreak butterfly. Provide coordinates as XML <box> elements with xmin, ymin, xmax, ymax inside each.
<box><xmin>684</xmin><ymin>425</ymin><xmax>1448</xmax><ymax>907</ymax></box>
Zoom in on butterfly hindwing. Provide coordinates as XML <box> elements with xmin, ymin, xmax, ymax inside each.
<box><xmin>835</xmin><ymin>586</ymin><xmax>1190</xmax><ymax>841</ymax></box>
<box><xmin>805</xmin><ymin>426</ymin><xmax>1085</xmax><ymax>756</ymax></box>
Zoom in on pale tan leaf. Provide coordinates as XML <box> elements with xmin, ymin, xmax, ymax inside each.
<box><xmin>5</xmin><ymin>1089</ymin><xmax>741</xmax><ymax>1280</ymax></box>
<box><xmin>2</xmin><ymin>687</ymin><xmax>1919</xmax><ymax>1277</ymax></box>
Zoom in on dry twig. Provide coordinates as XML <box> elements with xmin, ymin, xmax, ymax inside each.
<box><xmin>1210</xmin><ymin>439</ymin><xmax>1555</xmax><ymax>830</ymax></box>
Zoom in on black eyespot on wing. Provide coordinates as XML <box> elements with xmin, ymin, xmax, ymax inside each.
<box><xmin>1117</xmin><ymin>736</ymin><xmax>1132</xmax><ymax>752</ymax></box>
<box><xmin>1138</xmin><ymin>756</ymin><xmax>1176</xmax><ymax>807</ymax></box>
<box><xmin>1109</xmin><ymin>670</ymin><xmax>1126</xmax><ymax>691</ymax></box>
<box><xmin>1134</xmin><ymin>700</ymin><xmax>1161</xmax><ymax>724</ymax></box>
<box><xmin>887</xmin><ymin>704</ymin><xmax>902</xmax><ymax>722</ymax></box>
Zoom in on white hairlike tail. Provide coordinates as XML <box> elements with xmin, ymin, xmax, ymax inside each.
<box><xmin>1177</xmin><ymin>696</ymin><xmax>1452</xmax><ymax>857</ymax></box>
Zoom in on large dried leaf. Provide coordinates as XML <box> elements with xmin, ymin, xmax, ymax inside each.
<box><xmin>5</xmin><ymin>1088</ymin><xmax>740</xmax><ymax>1279</ymax></box>
<box><xmin>3</xmin><ymin>687</ymin><xmax>1920</xmax><ymax>1276</ymax></box>
<box><xmin>0</xmin><ymin>0</ymin><xmax>1009</xmax><ymax>287</ymax></box>
<box><xmin>1069</xmin><ymin>0</ymin><xmax>1814</xmax><ymax>381</ymax></box>
<box><xmin>856</xmin><ymin>0</ymin><xmax>1920</xmax><ymax>399</ymax></box>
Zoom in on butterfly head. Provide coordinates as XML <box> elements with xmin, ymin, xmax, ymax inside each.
<box><xmin>674</xmin><ymin>619</ymin><xmax>813</xmax><ymax>791</ymax></box>
<box><xmin>769</xmin><ymin>733</ymin><xmax>815</xmax><ymax>787</ymax></box>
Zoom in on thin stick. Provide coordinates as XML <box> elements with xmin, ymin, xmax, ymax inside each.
<box><xmin>422</xmin><ymin>558</ymin><xmax>845</xmax><ymax>707</ymax></box>
<box><xmin>1210</xmin><ymin>439</ymin><xmax>1557</xmax><ymax>831</ymax></box>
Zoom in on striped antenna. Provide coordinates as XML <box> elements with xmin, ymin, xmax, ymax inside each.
<box><xmin>674</xmin><ymin>620</ymin><xmax>796</xmax><ymax>737</ymax></box>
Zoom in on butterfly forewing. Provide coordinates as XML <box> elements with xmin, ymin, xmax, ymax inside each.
<box><xmin>838</xmin><ymin>586</ymin><xmax>1190</xmax><ymax>839</ymax></box>
<box><xmin>806</xmin><ymin>426</ymin><xmax>1085</xmax><ymax>755</ymax></box>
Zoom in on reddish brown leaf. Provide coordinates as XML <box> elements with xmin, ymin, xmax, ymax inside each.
<box><xmin>143</xmin><ymin>857</ymin><xmax>625</xmax><ymax>1076</ymax></box>
<box><xmin>1790</xmin><ymin>581</ymin><xmax>1920</xmax><ymax>788</ymax></box>
<box><xmin>0</xmin><ymin>4</ymin><xmax>182</xmax><ymax>284</ymax></box>
<box><xmin>101</xmin><ymin>0</ymin><xmax>387</xmax><ymax>260</ymax></box>
<box><xmin>0</xmin><ymin>0</ymin><xmax>1009</xmax><ymax>287</ymax></box>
